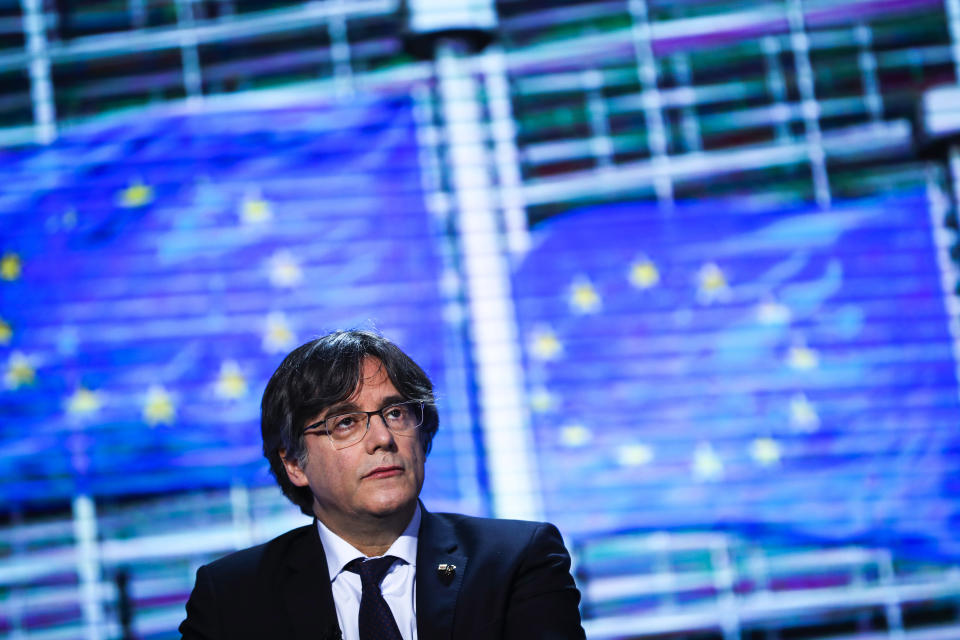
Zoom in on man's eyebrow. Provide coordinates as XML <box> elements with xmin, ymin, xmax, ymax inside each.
<box><xmin>311</xmin><ymin>395</ymin><xmax>411</xmax><ymax>425</ymax></box>
<box><xmin>321</xmin><ymin>401</ymin><xmax>359</xmax><ymax>417</ymax></box>
<box><xmin>301</xmin><ymin>402</ymin><xmax>356</xmax><ymax>430</ymax></box>
<box><xmin>381</xmin><ymin>394</ymin><xmax>407</xmax><ymax>407</ymax></box>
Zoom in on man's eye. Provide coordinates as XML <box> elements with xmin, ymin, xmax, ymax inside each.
<box><xmin>333</xmin><ymin>415</ymin><xmax>359</xmax><ymax>430</ymax></box>
<box><xmin>385</xmin><ymin>406</ymin><xmax>408</xmax><ymax>421</ymax></box>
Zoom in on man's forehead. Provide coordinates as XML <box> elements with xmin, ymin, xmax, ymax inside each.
<box><xmin>320</xmin><ymin>357</ymin><xmax>396</xmax><ymax>410</ymax></box>
<box><xmin>351</xmin><ymin>356</ymin><xmax>391</xmax><ymax>392</ymax></box>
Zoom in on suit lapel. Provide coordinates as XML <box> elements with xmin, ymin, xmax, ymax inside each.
<box><xmin>416</xmin><ymin>508</ymin><xmax>468</xmax><ymax>640</ymax></box>
<box><xmin>281</xmin><ymin>523</ymin><xmax>343</xmax><ymax>640</ymax></box>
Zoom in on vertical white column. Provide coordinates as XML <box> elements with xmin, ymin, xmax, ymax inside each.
<box><xmin>482</xmin><ymin>45</ymin><xmax>530</xmax><ymax>258</ymax></box>
<box><xmin>854</xmin><ymin>23</ymin><xmax>884</xmax><ymax>122</ymax></box>
<box><xmin>671</xmin><ymin>53</ymin><xmax>702</xmax><ymax>153</ymax></box>
<box><xmin>935</xmin><ymin>0</ymin><xmax>959</xmax><ymax>287</ymax></box>
<box><xmin>583</xmin><ymin>68</ymin><xmax>614</xmax><ymax>169</ymax></box>
<box><xmin>949</xmin><ymin>144</ymin><xmax>960</xmax><ymax>385</ymax></box>
<box><xmin>762</xmin><ymin>35</ymin><xmax>791</xmax><ymax>144</ymax></box>
<box><xmin>128</xmin><ymin>0</ymin><xmax>147</xmax><ymax>29</ymax></box>
<box><xmin>628</xmin><ymin>0</ymin><xmax>674</xmax><ymax>207</ymax></box>
<box><xmin>710</xmin><ymin>537</ymin><xmax>741</xmax><ymax>640</ymax></box>
<box><xmin>20</xmin><ymin>0</ymin><xmax>56</xmax><ymax>144</ymax></box>
<box><xmin>230</xmin><ymin>483</ymin><xmax>255</xmax><ymax>548</ymax></box>
<box><xmin>435</xmin><ymin>40</ymin><xmax>543</xmax><ymax>520</ymax></box>
<box><xmin>951</xmin><ymin>146</ymin><xmax>960</xmax><ymax>207</ymax></box>
<box><xmin>945</xmin><ymin>0</ymin><xmax>960</xmax><ymax>77</ymax></box>
<box><xmin>412</xmin><ymin>82</ymin><xmax>485</xmax><ymax>514</ymax></box>
<box><xmin>328</xmin><ymin>0</ymin><xmax>355</xmax><ymax>98</ymax></box>
<box><xmin>924</xmin><ymin>164</ymin><xmax>960</xmax><ymax>406</ymax></box>
<box><xmin>786</xmin><ymin>0</ymin><xmax>831</xmax><ymax>208</ymax></box>
<box><xmin>73</xmin><ymin>495</ymin><xmax>104</xmax><ymax>640</ymax></box>
<box><xmin>877</xmin><ymin>549</ymin><xmax>906</xmax><ymax>640</ymax></box>
<box><xmin>174</xmin><ymin>0</ymin><xmax>203</xmax><ymax>103</ymax></box>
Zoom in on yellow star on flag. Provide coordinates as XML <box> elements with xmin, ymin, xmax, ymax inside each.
<box><xmin>629</xmin><ymin>258</ymin><xmax>660</xmax><ymax>289</ymax></box>
<box><xmin>216</xmin><ymin>360</ymin><xmax>247</xmax><ymax>399</ymax></box>
<box><xmin>756</xmin><ymin>298</ymin><xmax>791</xmax><ymax>325</ymax></box>
<box><xmin>750</xmin><ymin>437</ymin><xmax>781</xmax><ymax>467</ymax></box>
<box><xmin>569</xmin><ymin>277</ymin><xmax>601</xmax><ymax>314</ymax></box>
<box><xmin>268</xmin><ymin>251</ymin><xmax>303</xmax><ymax>288</ymax></box>
<box><xmin>66</xmin><ymin>387</ymin><xmax>103</xmax><ymax>416</ymax></box>
<box><xmin>559</xmin><ymin>424</ymin><xmax>592</xmax><ymax>447</ymax></box>
<box><xmin>4</xmin><ymin>351</ymin><xmax>35</xmax><ymax>389</ymax></box>
<box><xmin>789</xmin><ymin>393</ymin><xmax>820</xmax><ymax>432</ymax></box>
<box><xmin>241</xmin><ymin>194</ymin><xmax>273</xmax><ymax>224</ymax></box>
<box><xmin>617</xmin><ymin>443</ymin><xmax>654</xmax><ymax>467</ymax></box>
<box><xmin>143</xmin><ymin>385</ymin><xmax>175</xmax><ymax>426</ymax></box>
<box><xmin>1</xmin><ymin>252</ymin><xmax>22</xmax><ymax>281</ymax></box>
<box><xmin>118</xmin><ymin>179</ymin><xmax>154</xmax><ymax>208</ymax></box>
<box><xmin>696</xmin><ymin>262</ymin><xmax>731</xmax><ymax>304</ymax></box>
<box><xmin>787</xmin><ymin>343</ymin><xmax>819</xmax><ymax>370</ymax></box>
<box><xmin>528</xmin><ymin>387</ymin><xmax>556</xmax><ymax>413</ymax></box>
<box><xmin>0</xmin><ymin>317</ymin><xmax>12</xmax><ymax>344</ymax></box>
<box><xmin>529</xmin><ymin>327</ymin><xmax>563</xmax><ymax>361</ymax></box>
<box><xmin>62</xmin><ymin>208</ymin><xmax>77</xmax><ymax>230</ymax></box>
<box><xmin>263</xmin><ymin>312</ymin><xmax>296</xmax><ymax>353</ymax></box>
<box><xmin>692</xmin><ymin>441</ymin><xmax>724</xmax><ymax>481</ymax></box>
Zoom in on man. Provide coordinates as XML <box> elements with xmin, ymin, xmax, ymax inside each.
<box><xmin>180</xmin><ymin>329</ymin><xmax>585</xmax><ymax>640</ymax></box>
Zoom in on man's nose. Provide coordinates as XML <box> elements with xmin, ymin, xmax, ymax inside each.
<box><xmin>365</xmin><ymin>413</ymin><xmax>397</xmax><ymax>450</ymax></box>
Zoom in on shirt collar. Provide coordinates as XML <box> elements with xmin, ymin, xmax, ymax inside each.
<box><xmin>315</xmin><ymin>503</ymin><xmax>421</xmax><ymax>581</ymax></box>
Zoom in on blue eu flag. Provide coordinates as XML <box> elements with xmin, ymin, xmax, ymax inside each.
<box><xmin>513</xmin><ymin>193</ymin><xmax>960</xmax><ymax>560</ymax></box>
<box><xmin>0</xmin><ymin>95</ymin><xmax>462</xmax><ymax>506</ymax></box>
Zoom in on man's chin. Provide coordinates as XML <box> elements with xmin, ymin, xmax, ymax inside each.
<box><xmin>364</xmin><ymin>494</ymin><xmax>418</xmax><ymax>519</ymax></box>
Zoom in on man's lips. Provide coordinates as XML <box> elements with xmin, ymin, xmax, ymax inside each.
<box><xmin>364</xmin><ymin>465</ymin><xmax>403</xmax><ymax>479</ymax></box>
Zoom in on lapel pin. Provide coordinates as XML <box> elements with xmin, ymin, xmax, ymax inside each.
<box><xmin>437</xmin><ymin>563</ymin><xmax>456</xmax><ymax>583</ymax></box>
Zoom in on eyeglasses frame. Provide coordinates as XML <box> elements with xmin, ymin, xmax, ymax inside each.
<box><xmin>302</xmin><ymin>400</ymin><xmax>425</xmax><ymax>450</ymax></box>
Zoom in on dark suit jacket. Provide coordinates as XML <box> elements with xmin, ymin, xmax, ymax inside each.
<box><xmin>179</xmin><ymin>507</ymin><xmax>585</xmax><ymax>640</ymax></box>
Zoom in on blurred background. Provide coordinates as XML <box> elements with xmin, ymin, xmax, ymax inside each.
<box><xmin>2</xmin><ymin>0</ymin><xmax>960</xmax><ymax>638</ymax></box>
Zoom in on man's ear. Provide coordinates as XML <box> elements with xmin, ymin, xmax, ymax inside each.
<box><xmin>279</xmin><ymin>448</ymin><xmax>309</xmax><ymax>487</ymax></box>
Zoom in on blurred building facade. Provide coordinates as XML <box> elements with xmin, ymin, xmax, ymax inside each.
<box><xmin>2</xmin><ymin>0</ymin><xmax>960</xmax><ymax>639</ymax></box>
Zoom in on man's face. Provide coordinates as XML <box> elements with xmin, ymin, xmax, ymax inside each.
<box><xmin>282</xmin><ymin>356</ymin><xmax>425</xmax><ymax>530</ymax></box>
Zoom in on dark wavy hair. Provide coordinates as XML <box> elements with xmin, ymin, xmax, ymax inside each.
<box><xmin>261</xmin><ymin>330</ymin><xmax>439</xmax><ymax>516</ymax></box>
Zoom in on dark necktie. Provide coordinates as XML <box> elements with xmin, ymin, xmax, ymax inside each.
<box><xmin>346</xmin><ymin>555</ymin><xmax>404</xmax><ymax>640</ymax></box>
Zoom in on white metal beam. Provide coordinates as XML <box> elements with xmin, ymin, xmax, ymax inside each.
<box><xmin>435</xmin><ymin>39</ymin><xmax>543</xmax><ymax>520</ymax></box>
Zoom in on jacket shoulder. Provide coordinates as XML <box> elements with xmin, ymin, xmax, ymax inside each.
<box><xmin>201</xmin><ymin>522</ymin><xmax>316</xmax><ymax>581</ymax></box>
<box><xmin>430</xmin><ymin>511</ymin><xmax>546</xmax><ymax>532</ymax></box>
<box><xmin>420</xmin><ymin>511</ymin><xmax>584</xmax><ymax>639</ymax></box>
<box><xmin>430</xmin><ymin>512</ymin><xmax>556</xmax><ymax>533</ymax></box>
<box><xmin>428</xmin><ymin>511</ymin><xmax>562</xmax><ymax>552</ymax></box>
<box><xmin>181</xmin><ymin>522</ymin><xmax>335</xmax><ymax>640</ymax></box>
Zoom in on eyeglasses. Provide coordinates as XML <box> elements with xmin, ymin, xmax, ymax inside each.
<box><xmin>302</xmin><ymin>401</ymin><xmax>425</xmax><ymax>450</ymax></box>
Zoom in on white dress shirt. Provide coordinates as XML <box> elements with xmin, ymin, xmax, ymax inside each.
<box><xmin>316</xmin><ymin>505</ymin><xmax>420</xmax><ymax>640</ymax></box>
